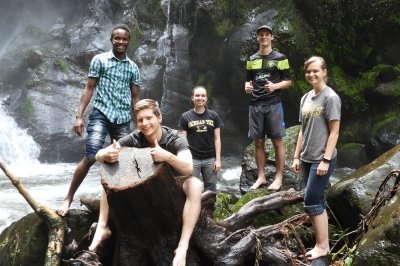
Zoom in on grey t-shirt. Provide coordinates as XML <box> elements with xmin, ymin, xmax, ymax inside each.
<box><xmin>299</xmin><ymin>86</ymin><xmax>341</xmax><ymax>163</ymax></box>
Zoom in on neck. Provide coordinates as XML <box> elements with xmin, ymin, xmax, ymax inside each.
<box><xmin>113</xmin><ymin>50</ymin><xmax>126</xmax><ymax>60</ymax></box>
<box><xmin>312</xmin><ymin>82</ymin><xmax>326</xmax><ymax>93</ymax></box>
<box><xmin>259</xmin><ymin>45</ymin><xmax>272</xmax><ymax>55</ymax></box>
<box><xmin>194</xmin><ymin>106</ymin><xmax>205</xmax><ymax>114</ymax></box>
<box><xmin>146</xmin><ymin>127</ymin><xmax>163</xmax><ymax>147</ymax></box>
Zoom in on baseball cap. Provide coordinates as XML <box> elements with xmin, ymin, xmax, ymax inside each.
<box><xmin>256</xmin><ymin>25</ymin><xmax>273</xmax><ymax>35</ymax></box>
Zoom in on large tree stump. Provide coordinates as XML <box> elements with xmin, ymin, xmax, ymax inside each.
<box><xmin>100</xmin><ymin>147</ymin><xmax>188</xmax><ymax>265</ymax></box>
<box><xmin>92</xmin><ymin>147</ymin><xmax>307</xmax><ymax>266</ymax></box>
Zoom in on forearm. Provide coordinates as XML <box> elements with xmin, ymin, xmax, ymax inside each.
<box><xmin>214</xmin><ymin>139</ymin><xmax>221</xmax><ymax>161</ymax></box>
<box><xmin>165</xmin><ymin>149</ymin><xmax>193</xmax><ymax>176</ymax></box>
<box><xmin>324</xmin><ymin>132</ymin><xmax>339</xmax><ymax>159</ymax></box>
<box><xmin>276</xmin><ymin>79</ymin><xmax>292</xmax><ymax>90</ymax></box>
<box><xmin>293</xmin><ymin>130</ymin><xmax>303</xmax><ymax>159</ymax></box>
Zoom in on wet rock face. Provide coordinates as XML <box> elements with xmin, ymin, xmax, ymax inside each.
<box><xmin>327</xmin><ymin>145</ymin><xmax>400</xmax><ymax>229</ymax></box>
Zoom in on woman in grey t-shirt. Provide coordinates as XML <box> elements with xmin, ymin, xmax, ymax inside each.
<box><xmin>292</xmin><ymin>56</ymin><xmax>341</xmax><ymax>261</ymax></box>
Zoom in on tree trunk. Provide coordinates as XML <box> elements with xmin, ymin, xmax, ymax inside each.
<box><xmin>100</xmin><ymin>147</ymin><xmax>187</xmax><ymax>265</ymax></box>
<box><xmin>0</xmin><ymin>161</ymin><xmax>65</xmax><ymax>266</ymax></box>
<box><xmin>95</xmin><ymin>147</ymin><xmax>308</xmax><ymax>266</ymax></box>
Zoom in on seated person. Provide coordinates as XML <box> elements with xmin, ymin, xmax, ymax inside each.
<box><xmin>89</xmin><ymin>99</ymin><xmax>204</xmax><ymax>266</ymax></box>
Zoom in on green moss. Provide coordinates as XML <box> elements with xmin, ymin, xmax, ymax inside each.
<box><xmin>371</xmin><ymin>111</ymin><xmax>400</xmax><ymax>135</ymax></box>
<box><xmin>213</xmin><ymin>192</ymin><xmax>237</xmax><ymax>220</ymax></box>
<box><xmin>57</xmin><ymin>58</ymin><xmax>69</xmax><ymax>73</ymax></box>
<box><xmin>23</xmin><ymin>94</ymin><xmax>34</xmax><ymax>118</ymax></box>
<box><xmin>215</xmin><ymin>19</ymin><xmax>232</xmax><ymax>38</ymax></box>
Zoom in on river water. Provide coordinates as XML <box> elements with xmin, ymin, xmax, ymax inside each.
<box><xmin>0</xmin><ymin>97</ymin><xmax>244</xmax><ymax>233</ymax></box>
<box><xmin>0</xmin><ymin>98</ymin><xmax>354</xmax><ymax>234</ymax></box>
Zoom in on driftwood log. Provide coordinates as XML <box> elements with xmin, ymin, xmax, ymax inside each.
<box><xmin>0</xmin><ymin>161</ymin><xmax>65</xmax><ymax>266</ymax></box>
<box><xmin>83</xmin><ymin>147</ymin><xmax>307</xmax><ymax>265</ymax></box>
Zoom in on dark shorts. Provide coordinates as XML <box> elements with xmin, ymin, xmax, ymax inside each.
<box><xmin>85</xmin><ymin>108</ymin><xmax>131</xmax><ymax>158</ymax></box>
<box><xmin>248</xmin><ymin>102</ymin><xmax>286</xmax><ymax>140</ymax></box>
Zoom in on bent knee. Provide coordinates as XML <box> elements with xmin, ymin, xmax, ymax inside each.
<box><xmin>183</xmin><ymin>176</ymin><xmax>204</xmax><ymax>193</ymax></box>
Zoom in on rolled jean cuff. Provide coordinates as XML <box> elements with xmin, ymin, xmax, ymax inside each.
<box><xmin>304</xmin><ymin>203</ymin><xmax>325</xmax><ymax>216</ymax></box>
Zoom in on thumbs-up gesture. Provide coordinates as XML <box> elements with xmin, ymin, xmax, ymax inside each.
<box><xmin>244</xmin><ymin>81</ymin><xmax>254</xmax><ymax>94</ymax></box>
<box><xmin>103</xmin><ymin>139</ymin><xmax>120</xmax><ymax>163</ymax></box>
<box><xmin>150</xmin><ymin>138</ymin><xmax>172</xmax><ymax>163</ymax></box>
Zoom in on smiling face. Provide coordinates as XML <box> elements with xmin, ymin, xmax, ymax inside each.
<box><xmin>191</xmin><ymin>87</ymin><xmax>208</xmax><ymax>108</ymax></box>
<box><xmin>304</xmin><ymin>60</ymin><xmax>327</xmax><ymax>87</ymax></box>
<box><xmin>136</xmin><ymin>108</ymin><xmax>162</xmax><ymax>138</ymax></box>
<box><xmin>256</xmin><ymin>29</ymin><xmax>274</xmax><ymax>48</ymax></box>
<box><xmin>110</xmin><ymin>28</ymin><xmax>130</xmax><ymax>58</ymax></box>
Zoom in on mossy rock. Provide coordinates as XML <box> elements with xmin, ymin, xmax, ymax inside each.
<box><xmin>0</xmin><ymin>209</ymin><xmax>97</xmax><ymax>265</ymax></box>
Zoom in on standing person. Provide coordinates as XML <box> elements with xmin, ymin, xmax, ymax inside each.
<box><xmin>292</xmin><ymin>56</ymin><xmax>341</xmax><ymax>260</ymax></box>
<box><xmin>89</xmin><ymin>99</ymin><xmax>203</xmax><ymax>266</ymax></box>
<box><xmin>178</xmin><ymin>86</ymin><xmax>224</xmax><ymax>192</ymax></box>
<box><xmin>57</xmin><ymin>24</ymin><xmax>141</xmax><ymax>216</ymax></box>
<box><xmin>244</xmin><ymin>25</ymin><xmax>292</xmax><ymax>190</ymax></box>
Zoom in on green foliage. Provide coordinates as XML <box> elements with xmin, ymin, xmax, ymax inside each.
<box><xmin>331</xmin><ymin>65</ymin><xmax>369</xmax><ymax>113</ymax></box>
<box><xmin>57</xmin><ymin>59</ymin><xmax>69</xmax><ymax>73</ymax></box>
<box><xmin>215</xmin><ymin>19</ymin><xmax>231</xmax><ymax>38</ymax></box>
<box><xmin>23</xmin><ymin>94</ymin><xmax>34</xmax><ymax>118</ymax></box>
<box><xmin>213</xmin><ymin>192</ymin><xmax>237</xmax><ymax>220</ymax></box>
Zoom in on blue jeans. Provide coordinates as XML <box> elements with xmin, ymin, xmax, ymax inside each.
<box><xmin>85</xmin><ymin>108</ymin><xmax>131</xmax><ymax>158</ymax></box>
<box><xmin>193</xmin><ymin>157</ymin><xmax>217</xmax><ymax>192</ymax></box>
<box><xmin>301</xmin><ymin>157</ymin><xmax>337</xmax><ymax>216</ymax></box>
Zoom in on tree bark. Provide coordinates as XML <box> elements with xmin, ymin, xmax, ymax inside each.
<box><xmin>99</xmin><ymin>147</ymin><xmax>187</xmax><ymax>265</ymax></box>
<box><xmin>95</xmin><ymin>148</ymin><xmax>308</xmax><ymax>265</ymax></box>
<box><xmin>0</xmin><ymin>161</ymin><xmax>65</xmax><ymax>266</ymax></box>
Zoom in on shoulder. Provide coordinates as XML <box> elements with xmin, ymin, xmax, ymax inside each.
<box><xmin>269</xmin><ymin>50</ymin><xmax>287</xmax><ymax>60</ymax></box>
<box><xmin>248</xmin><ymin>52</ymin><xmax>260</xmax><ymax>61</ymax></box>
<box><xmin>91</xmin><ymin>51</ymin><xmax>112</xmax><ymax>64</ymax></box>
<box><xmin>126</xmin><ymin>57</ymin><xmax>139</xmax><ymax>69</ymax></box>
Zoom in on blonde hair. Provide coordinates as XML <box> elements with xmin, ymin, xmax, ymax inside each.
<box><xmin>134</xmin><ymin>99</ymin><xmax>161</xmax><ymax>118</ymax></box>
<box><xmin>304</xmin><ymin>56</ymin><xmax>328</xmax><ymax>83</ymax></box>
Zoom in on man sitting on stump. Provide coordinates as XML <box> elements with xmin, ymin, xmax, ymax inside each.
<box><xmin>89</xmin><ymin>99</ymin><xmax>204</xmax><ymax>266</ymax></box>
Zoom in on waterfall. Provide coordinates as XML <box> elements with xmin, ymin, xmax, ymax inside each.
<box><xmin>0</xmin><ymin>98</ymin><xmax>41</xmax><ymax>171</ymax></box>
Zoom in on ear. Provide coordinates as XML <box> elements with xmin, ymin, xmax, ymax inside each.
<box><xmin>159</xmin><ymin>114</ymin><xmax>163</xmax><ymax>123</ymax></box>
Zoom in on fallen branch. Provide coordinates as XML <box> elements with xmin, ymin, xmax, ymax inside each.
<box><xmin>0</xmin><ymin>161</ymin><xmax>65</xmax><ymax>266</ymax></box>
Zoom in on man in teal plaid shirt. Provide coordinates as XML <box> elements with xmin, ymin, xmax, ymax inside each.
<box><xmin>57</xmin><ymin>23</ymin><xmax>140</xmax><ymax>216</ymax></box>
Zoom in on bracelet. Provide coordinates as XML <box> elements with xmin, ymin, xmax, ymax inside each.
<box><xmin>75</xmin><ymin>115</ymin><xmax>82</xmax><ymax>119</ymax></box>
<box><xmin>322</xmin><ymin>157</ymin><xmax>331</xmax><ymax>163</ymax></box>
<box><xmin>293</xmin><ymin>157</ymin><xmax>299</xmax><ymax>160</ymax></box>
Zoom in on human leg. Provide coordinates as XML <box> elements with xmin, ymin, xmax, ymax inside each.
<box><xmin>173</xmin><ymin>176</ymin><xmax>203</xmax><ymax>266</ymax></box>
<box><xmin>250</xmin><ymin>138</ymin><xmax>267</xmax><ymax>189</ymax></box>
<box><xmin>307</xmin><ymin>210</ymin><xmax>329</xmax><ymax>259</ymax></box>
<box><xmin>302</xmin><ymin>158</ymin><xmax>336</xmax><ymax>259</ymax></box>
<box><xmin>88</xmin><ymin>188</ymin><xmax>112</xmax><ymax>251</ymax></box>
<box><xmin>57</xmin><ymin>157</ymin><xmax>95</xmax><ymax>216</ymax></box>
<box><xmin>58</xmin><ymin>109</ymin><xmax>109</xmax><ymax>216</ymax></box>
<box><xmin>265</xmin><ymin>103</ymin><xmax>286</xmax><ymax>191</ymax></box>
<box><xmin>200</xmin><ymin>157</ymin><xmax>217</xmax><ymax>192</ymax></box>
<box><xmin>268</xmin><ymin>138</ymin><xmax>285</xmax><ymax>190</ymax></box>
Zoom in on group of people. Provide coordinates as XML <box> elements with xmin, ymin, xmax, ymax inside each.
<box><xmin>56</xmin><ymin>23</ymin><xmax>341</xmax><ymax>264</ymax></box>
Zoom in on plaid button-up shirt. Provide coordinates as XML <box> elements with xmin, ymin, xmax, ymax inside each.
<box><xmin>89</xmin><ymin>50</ymin><xmax>140</xmax><ymax>124</ymax></box>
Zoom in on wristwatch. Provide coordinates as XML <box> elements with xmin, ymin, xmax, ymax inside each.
<box><xmin>322</xmin><ymin>157</ymin><xmax>330</xmax><ymax>163</ymax></box>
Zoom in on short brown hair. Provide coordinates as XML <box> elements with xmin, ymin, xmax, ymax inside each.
<box><xmin>134</xmin><ymin>99</ymin><xmax>161</xmax><ymax>118</ymax></box>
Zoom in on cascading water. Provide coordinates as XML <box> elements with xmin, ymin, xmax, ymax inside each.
<box><xmin>0</xmin><ymin>98</ymin><xmax>100</xmax><ymax>233</ymax></box>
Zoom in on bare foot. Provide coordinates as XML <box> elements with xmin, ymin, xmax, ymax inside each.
<box><xmin>172</xmin><ymin>246</ymin><xmax>187</xmax><ymax>266</ymax></box>
<box><xmin>88</xmin><ymin>225</ymin><xmax>112</xmax><ymax>251</ymax></box>
<box><xmin>268</xmin><ymin>177</ymin><xmax>282</xmax><ymax>191</ymax></box>
<box><xmin>250</xmin><ymin>178</ymin><xmax>267</xmax><ymax>190</ymax></box>
<box><xmin>305</xmin><ymin>246</ymin><xmax>329</xmax><ymax>260</ymax></box>
<box><xmin>57</xmin><ymin>198</ymin><xmax>72</xmax><ymax>217</ymax></box>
